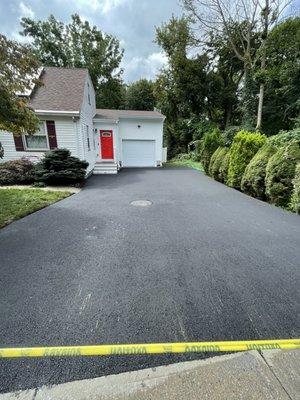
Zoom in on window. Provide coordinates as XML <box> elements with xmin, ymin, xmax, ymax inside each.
<box><xmin>85</xmin><ymin>125</ymin><xmax>90</xmax><ymax>151</ymax></box>
<box><xmin>92</xmin><ymin>129</ymin><xmax>96</xmax><ymax>150</ymax></box>
<box><xmin>87</xmin><ymin>83</ymin><xmax>91</xmax><ymax>105</ymax></box>
<box><xmin>24</xmin><ymin>122</ymin><xmax>49</xmax><ymax>150</ymax></box>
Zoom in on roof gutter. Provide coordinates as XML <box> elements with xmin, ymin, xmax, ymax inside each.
<box><xmin>35</xmin><ymin>110</ymin><xmax>80</xmax><ymax>117</ymax></box>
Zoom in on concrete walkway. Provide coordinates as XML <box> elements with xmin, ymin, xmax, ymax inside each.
<box><xmin>1</xmin><ymin>349</ymin><xmax>299</xmax><ymax>399</ymax></box>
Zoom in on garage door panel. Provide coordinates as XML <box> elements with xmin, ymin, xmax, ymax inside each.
<box><xmin>122</xmin><ymin>140</ymin><xmax>156</xmax><ymax>167</ymax></box>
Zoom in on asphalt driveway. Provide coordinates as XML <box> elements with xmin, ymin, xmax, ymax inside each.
<box><xmin>0</xmin><ymin>168</ymin><xmax>299</xmax><ymax>393</ymax></box>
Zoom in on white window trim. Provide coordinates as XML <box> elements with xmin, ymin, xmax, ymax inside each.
<box><xmin>23</xmin><ymin>121</ymin><xmax>50</xmax><ymax>151</ymax></box>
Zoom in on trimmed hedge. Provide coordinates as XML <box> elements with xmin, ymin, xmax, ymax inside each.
<box><xmin>201</xmin><ymin>129</ymin><xmax>224</xmax><ymax>173</ymax></box>
<box><xmin>265</xmin><ymin>141</ymin><xmax>300</xmax><ymax>207</ymax></box>
<box><xmin>227</xmin><ymin>131</ymin><xmax>267</xmax><ymax>189</ymax></box>
<box><xmin>0</xmin><ymin>159</ymin><xmax>35</xmax><ymax>185</ymax></box>
<box><xmin>209</xmin><ymin>147</ymin><xmax>229</xmax><ymax>182</ymax></box>
<box><xmin>290</xmin><ymin>163</ymin><xmax>300</xmax><ymax>214</ymax></box>
<box><xmin>219</xmin><ymin>150</ymin><xmax>230</xmax><ymax>183</ymax></box>
<box><xmin>267</xmin><ymin>128</ymin><xmax>300</xmax><ymax>147</ymax></box>
<box><xmin>241</xmin><ymin>144</ymin><xmax>277</xmax><ymax>199</ymax></box>
<box><xmin>35</xmin><ymin>148</ymin><xmax>89</xmax><ymax>186</ymax></box>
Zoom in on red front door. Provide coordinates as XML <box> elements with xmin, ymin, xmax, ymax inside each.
<box><xmin>100</xmin><ymin>130</ymin><xmax>114</xmax><ymax>159</ymax></box>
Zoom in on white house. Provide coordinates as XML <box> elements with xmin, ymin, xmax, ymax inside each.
<box><xmin>0</xmin><ymin>67</ymin><xmax>166</xmax><ymax>175</ymax></box>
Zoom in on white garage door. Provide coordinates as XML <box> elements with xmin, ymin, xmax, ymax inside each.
<box><xmin>122</xmin><ymin>140</ymin><xmax>156</xmax><ymax>167</ymax></box>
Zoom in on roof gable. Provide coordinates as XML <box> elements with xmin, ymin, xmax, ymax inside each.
<box><xmin>29</xmin><ymin>67</ymin><xmax>88</xmax><ymax>112</ymax></box>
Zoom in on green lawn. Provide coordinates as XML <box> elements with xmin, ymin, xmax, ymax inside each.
<box><xmin>0</xmin><ymin>188</ymin><xmax>70</xmax><ymax>228</ymax></box>
<box><xmin>164</xmin><ymin>159</ymin><xmax>203</xmax><ymax>171</ymax></box>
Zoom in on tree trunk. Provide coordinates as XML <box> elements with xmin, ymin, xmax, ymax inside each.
<box><xmin>256</xmin><ymin>0</ymin><xmax>269</xmax><ymax>131</ymax></box>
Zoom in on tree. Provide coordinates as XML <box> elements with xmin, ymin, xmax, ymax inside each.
<box><xmin>125</xmin><ymin>79</ymin><xmax>155</xmax><ymax>111</ymax></box>
<box><xmin>261</xmin><ymin>17</ymin><xmax>300</xmax><ymax>134</ymax></box>
<box><xmin>0</xmin><ymin>34</ymin><xmax>40</xmax><ymax>135</ymax></box>
<box><xmin>181</xmin><ymin>0</ymin><xmax>292</xmax><ymax>130</ymax></box>
<box><xmin>21</xmin><ymin>14</ymin><xmax>124</xmax><ymax>109</ymax></box>
<box><xmin>154</xmin><ymin>17</ymin><xmax>211</xmax><ymax>156</ymax></box>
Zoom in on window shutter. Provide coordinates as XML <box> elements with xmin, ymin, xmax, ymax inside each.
<box><xmin>13</xmin><ymin>134</ymin><xmax>25</xmax><ymax>151</ymax></box>
<box><xmin>46</xmin><ymin>121</ymin><xmax>58</xmax><ymax>149</ymax></box>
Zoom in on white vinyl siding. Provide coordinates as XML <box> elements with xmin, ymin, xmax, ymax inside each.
<box><xmin>79</xmin><ymin>74</ymin><xmax>97</xmax><ymax>173</ymax></box>
<box><xmin>0</xmin><ymin>117</ymin><xmax>78</xmax><ymax>162</ymax></box>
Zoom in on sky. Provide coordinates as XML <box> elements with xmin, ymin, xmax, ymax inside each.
<box><xmin>0</xmin><ymin>0</ymin><xmax>182</xmax><ymax>83</ymax></box>
<box><xmin>1</xmin><ymin>0</ymin><xmax>299</xmax><ymax>83</ymax></box>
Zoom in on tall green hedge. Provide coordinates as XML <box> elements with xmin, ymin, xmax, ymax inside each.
<box><xmin>227</xmin><ymin>131</ymin><xmax>267</xmax><ymax>189</ymax></box>
<box><xmin>265</xmin><ymin>141</ymin><xmax>300</xmax><ymax>207</ymax></box>
<box><xmin>290</xmin><ymin>163</ymin><xmax>300</xmax><ymax>214</ymax></box>
<box><xmin>209</xmin><ymin>147</ymin><xmax>229</xmax><ymax>182</ymax></box>
<box><xmin>219</xmin><ymin>151</ymin><xmax>230</xmax><ymax>183</ymax></box>
<box><xmin>241</xmin><ymin>144</ymin><xmax>277</xmax><ymax>199</ymax></box>
<box><xmin>201</xmin><ymin>129</ymin><xmax>224</xmax><ymax>174</ymax></box>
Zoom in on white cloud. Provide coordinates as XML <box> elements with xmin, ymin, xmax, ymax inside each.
<box><xmin>74</xmin><ymin>0</ymin><xmax>128</xmax><ymax>14</ymax></box>
<box><xmin>19</xmin><ymin>1</ymin><xmax>35</xmax><ymax>18</ymax></box>
<box><xmin>123</xmin><ymin>52</ymin><xmax>167</xmax><ymax>82</ymax></box>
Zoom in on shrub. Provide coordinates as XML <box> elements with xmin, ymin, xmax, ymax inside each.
<box><xmin>267</xmin><ymin>128</ymin><xmax>300</xmax><ymax>148</ymax></box>
<box><xmin>290</xmin><ymin>163</ymin><xmax>300</xmax><ymax>214</ymax></box>
<box><xmin>241</xmin><ymin>144</ymin><xmax>277</xmax><ymax>199</ymax></box>
<box><xmin>0</xmin><ymin>159</ymin><xmax>35</xmax><ymax>185</ymax></box>
<box><xmin>219</xmin><ymin>150</ymin><xmax>230</xmax><ymax>183</ymax></box>
<box><xmin>227</xmin><ymin>131</ymin><xmax>267</xmax><ymax>189</ymax></box>
<box><xmin>209</xmin><ymin>147</ymin><xmax>229</xmax><ymax>182</ymax></box>
<box><xmin>265</xmin><ymin>141</ymin><xmax>300</xmax><ymax>207</ymax></box>
<box><xmin>201</xmin><ymin>129</ymin><xmax>224</xmax><ymax>174</ymax></box>
<box><xmin>223</xmin><ymin>126</ymin><xmax>241</xmax><ymax>146</ymax></box>
<box><xmin>35</xmin><ymin>148</ymin><xmax>88</xmax><ymax>186</ymax></box>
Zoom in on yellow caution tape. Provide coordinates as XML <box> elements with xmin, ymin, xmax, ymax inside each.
<box><xmin>0</xmin><ymin>339</ymin><xmax>299</xmax><ymax>358</ymax></box>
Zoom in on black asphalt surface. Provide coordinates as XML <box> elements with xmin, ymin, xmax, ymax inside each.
<box><xmin>0</xmin><ymin>168</ymin><xmax>300</xmax><ymax>393</ymax></box>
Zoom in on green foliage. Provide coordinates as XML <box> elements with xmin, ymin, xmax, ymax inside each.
<box><xmin>267</xmin><ymin>128</ymin><xmax>300</xmax><ymax>147</ymax></box>
<box><xmin>125</xmin><ymin>79</ymin><xmax>155</xmax><ymax>111</ymax></box>
<box><xmin>201</xmin><ymin>129</ymin><xmax>224</xmax><ymax>174</ymax></box>
<box><xmin>227</xmin><ymin>131</ymin><xmax>267</xmax><ymax>189</ymax></box>
<box><xmin>35</xmin><ymin>149</ymin><xmax>88</xmax><ymax>186</ymax></box>
<box><xmin>209</xmin><ymin>147</ymin><xmax>228</xmax><ymax>181</ymax></box>
<box><xmin>0</xmin><ymin>159</ymin><xmax>35</xmax><ymax>185</ymax></box>
<box><xmin>241</xmin><ymin>144</ymin><xmax>276</xmax><ymax>199</ymax></box>
<box><xmin>0</xmin><ymin>34</ymin><xmax>40</xmax><ymax>136</ymax></box>
<box><xmin>219</xmin><ymin>151</ymin><xmax>230</xmax><ymax>183</ymax></box>
<box><xmin>290</xmin><ymin>163</ymin><xmax>300</xmax><ymax>214</ymax></box>
<box><xmin>223</xmin><ymin>126</ymin><xmax>241</xmax><ymax>146</ymax></box>
<box><xmin>0</xmin><ymin>188</ymin><xmax>70</xmax><ymax>228</ymax></box>
<box><xmin>265</xmin><ymin>141</ymin><xmax>300</xmax><ymax>207</ymax></box>
<box><xmin>21</xmin><ymin>14</ymin><xmax>124</xmax><ymax>109</ymax></box>
<box><xmin>262</xmin><ymin>18</ymin><xmax>300</xmax><ymax>134</ymax></box>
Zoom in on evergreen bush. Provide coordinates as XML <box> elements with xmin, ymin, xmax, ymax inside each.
<box><xmin>241</xmin><ymin>144</ymin><xmax>277</xmax><ymax>199</ymax></box>
<box><xmin>35</xmin><ymin>148</ymin><xmax>88</xmax><ymax>186</ymax></box>
<box><xmin>0</xmin><ymin>159</ymin><xmax>35</xmax><ymax>185</ymax></box>
<box><xmin>209</xmin><ymin>147</ymin><xmax>229</xmax><ymax>181</ymax></box>
<box><xmin>201</xmin><ymin>129</ymin><xmax>224</xmax><ymax>174</ymax></box>
<box><xmin>265</xmin><ymin>141</ymin><xmax>300</xmax><ymax>207</ymax></box>
<box><xmin>290</xmin><ymin>163</ymin><xmax>300</xmax><ymax>214</ymax></box>
<box><xmin>219</xmin><ymin>150</ymin><xmax>230</xmax><ymax>183</ymax></box>
<box><xmin>227</xmin><ymin>131</ymin><xmax>267</xmax><ymax>189</ymax></box>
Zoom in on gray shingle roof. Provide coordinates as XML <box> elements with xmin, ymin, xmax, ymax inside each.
<box><xmin>29</xmin><ymin>67</ymin><xmax>88</xmax><ymax>112</ymax></box>
<box><xmin>95</xmin><ymin>109</ymin><xmax>165</xmax><ymax>120</ymax></box>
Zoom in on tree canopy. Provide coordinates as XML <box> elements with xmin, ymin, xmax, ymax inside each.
<box><xmin>0</xmin><ymin>34</ymin><xmax>40</xmax><ymax>135</ymax></box>
<box><xmin>125</xmin><ymin>79</ymin><xmax>155</xmax><ymax>111</ymax></box>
